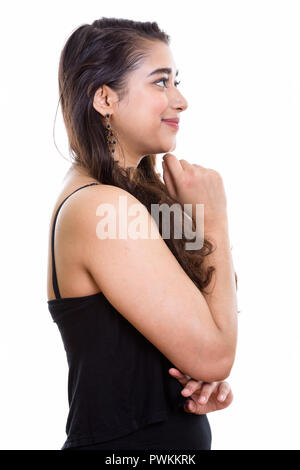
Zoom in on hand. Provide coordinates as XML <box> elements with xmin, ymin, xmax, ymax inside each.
<box><xmin>169</xmin><ymin>368</ymin><xmax>233</xmax><ymax>414</ymax></box>
<box><xmin>162</xmin><ymin>154</ymin><xmax>227</xmax><ymax>227</ymax></box>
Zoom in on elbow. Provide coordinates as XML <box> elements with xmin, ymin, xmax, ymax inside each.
<box><xmin>194</xmin><ymin>362</ymin><xmax>232</xmax><ymax>383</ymax></box>
<box><xmin>212</xmin><ymin>355</ymin><xmax>235</xmax><ymax>381</ymax></box>
<box><xmin>216</xmin><ymin>348</ymin><xmax>236</xmax><ymax>380</ymax></box>
<box><xmin>193</xmin><ymin>348</ymin><xmax>236</xmax><ymax>383</ymax></box>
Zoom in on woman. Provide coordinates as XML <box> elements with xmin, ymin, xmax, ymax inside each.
<box><xmin>47</xmin><ymin>17</ymin><xmax>238</xmax><ymax>450</ymax></box>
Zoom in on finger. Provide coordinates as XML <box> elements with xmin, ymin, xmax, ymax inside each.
<box><xmin>192</xmin><ymin>163</ymin><xmax>206</xmax><ymax>169</ymax></box>
<box><xmin>184</xmin><ymin>398</ymin><xmax>196</xmax><ymax>413</ymax></box>
<box><xmin>162</xmin><ymin>161</ymin><xmax>177</xmax><ymax>199</ymax></box>
<box><xmin>181</xmin><ymin>379</ymin><xmax>204</xmax><ymax>397</ymax></box>
<box><xmin>168</xmin><ymin>368</ymin><xmax>188</xmax><ymax>388</ymax></box>
<box><xmin>197</xmin><ymin>382</ymin><xmax>218</xmax><ymax>404</ymax></box>
<box><xmin>168</xmin><ymin>369</ymin><xmax>190</xmax><ymax>380</ymax></box>
<box><xmin>163</xmin><ymin>153</ymin><xmax>184</xmax><ymax>188</ymax></box>
<box><xmin>168</xmin><ymin>368</ymin><xmax>185</xmax><ymax>378</ymax></box>
<box><xmin>216</xmin><ymin>381</ymin><xmax>231</xmax><ymax>402</ymax></box>
<box><xmin>178</xmin><ymin>159</ymin><xmax>193</xmax><ymax>171</ymax></box>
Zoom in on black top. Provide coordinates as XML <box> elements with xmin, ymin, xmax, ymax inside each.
<box><xmin>47</xmin><ymin>183</ymin><xmax>210</xmax><ymax>450</ymax></box>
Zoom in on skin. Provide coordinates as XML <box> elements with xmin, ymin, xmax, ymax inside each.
<box><xmin>92</xmin><ymin>40</ymin><xmax>188</xmax><ymax>169</ymax></box>
<box><xmin>168</xmin><ymin>368</ymin><xmax>233</xmax><ymax>414</ymax></box>
<box><xmin>63</xmin><ymin>40</ymin><xmax>234</xmax><ymax>414</ymax></box>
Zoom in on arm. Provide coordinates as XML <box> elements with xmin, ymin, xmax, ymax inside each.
<box><xmin>197</xmin><ymin>217</ymin><xmax>238</xmax><ymax>370</ymax></box>
<box><xmin>71</xmin><ymin>185</ymin><xmax>234</xmax><ymax>383</ymax></box>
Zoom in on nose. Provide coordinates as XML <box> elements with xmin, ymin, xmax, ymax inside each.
<box><xmin>172</xmin><ymin>89</ymin><xmax>188</xmax><ymax>113</ymax></box>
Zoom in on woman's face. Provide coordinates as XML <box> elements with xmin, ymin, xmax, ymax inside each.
<box><xmin>111</xmin><ymin>41</ymin><xmax>188</xmax><ymax>167</ymax></box>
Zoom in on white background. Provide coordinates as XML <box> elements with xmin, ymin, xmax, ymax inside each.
<box><xmin>1</xmin><ymin>0</ymin><xmax>299</xmax><ymax>450</ymax></box>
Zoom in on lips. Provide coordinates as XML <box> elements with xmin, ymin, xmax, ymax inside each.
<box><xmin>162</xmin><ymin>118</ymin><xmax>179</xmax><ymax>124</ymax></box>
<box><xmin>162</xmin><ymin>118</ymin><xmax>179</xmax><ymax>130</ymax></box>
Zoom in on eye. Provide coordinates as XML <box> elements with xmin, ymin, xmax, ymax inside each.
<box><xmin>155</xmin><ymin>77</ymin><xmax>181</xmax><ymax>88</ymax></box>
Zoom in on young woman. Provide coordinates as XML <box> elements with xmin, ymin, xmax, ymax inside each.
<box><xmin>47</xmin><ymin>17</ymin><xmax>238</xmax><ymax>451</ymax></box>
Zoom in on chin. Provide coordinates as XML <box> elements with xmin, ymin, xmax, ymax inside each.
<box><xmin>149</xmin><ymin>138</ymin><xmax>176</xmax><ymax>155</ymax></box>
<box><xmin>160</xmin><ymin>139</ymin><xmax>177</xmax><ymax>153</ymax></box>
<box><xmin>165</xmin><ymin>141</ymin><xmax>176</xmax><ymax>152</ymax></box>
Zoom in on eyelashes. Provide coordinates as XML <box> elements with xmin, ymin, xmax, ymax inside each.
<box><xmin>155</xmin><ymin>77</ymin><xmax>181</xmax><ymax>88</ymax></box>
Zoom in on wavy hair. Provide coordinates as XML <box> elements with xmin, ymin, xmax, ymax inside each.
<box><xmin>56</xmin><ymin>17</ymin><xmax>238</xmax><ymax>294</ymax></box>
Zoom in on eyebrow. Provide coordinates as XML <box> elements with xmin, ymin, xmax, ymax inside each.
<box><xmin>147</xmin><ymin>67</ymin><xmax>179</xmax><ymax>77</ymax></box>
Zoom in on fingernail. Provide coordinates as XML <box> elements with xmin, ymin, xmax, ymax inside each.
<box><xmin>200</xmin><ymin>396</ymin><xmax>206</xmax><ymax>403</ymax></box>
<box><xmin>218</xmin><ymin>394</ymin><xmax>225</xmax><ymax>401</ymax></box>
<box><xmin>183</xmin><ymin>389</ymin><xmax>190</xmax><ymax>395</ymax></box>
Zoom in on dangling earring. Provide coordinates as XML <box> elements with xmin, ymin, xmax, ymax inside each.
<box><xmin>104</xmin><ymin>113</ymin><xmax>117</xmax><ymax>158</ymax></box>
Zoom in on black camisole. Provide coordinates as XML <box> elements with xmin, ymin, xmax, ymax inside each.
<box><xmin>47</xmin><ymin>182</ymin><xmax>212</xmax><ymax>450</ymax></box>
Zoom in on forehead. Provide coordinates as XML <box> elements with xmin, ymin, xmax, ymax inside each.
<box><xmin>136</xmin><ymin>41</ymin><xmax>178</xmax><ymax>78</ymax></box>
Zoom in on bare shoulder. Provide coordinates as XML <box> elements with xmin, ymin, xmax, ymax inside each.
<box><xmin>59</xmin><ymin>183</ymin><xmax>138</xmax><ymax>221</ymax></box>
<box><xmin>72</xmin><ymin>183</ymin><xmax>157</xmax><ymax>257</ymax></box>
<box><xmin>67</xmin><ymin>183</ymin><xmax>143</xmax><ymax>209</ymax></box>
<box><xmin>60</xmin><ymin>182</ymin><xmax>153</xmax><ymax>263</ymax></box>
<box><xmin>64</xmin><ymin>183</ymin><xmax>149</xmax><ymax>230</ymax></box>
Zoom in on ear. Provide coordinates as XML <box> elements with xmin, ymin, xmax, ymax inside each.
<box><xmin>93</xmin><ymin>84</ymin><xmax>118</xmax><ymax>117</ymax></box>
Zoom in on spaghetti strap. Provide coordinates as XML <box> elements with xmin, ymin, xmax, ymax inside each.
<box><xmin>51</xmin><ymin>182</ymin><xmax>100</xmax><ymax>299</ymax></box>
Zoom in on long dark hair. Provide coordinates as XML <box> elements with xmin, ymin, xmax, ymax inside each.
<box><xmin>57</xmin><ymin>17</ymin><xmax>237</xmax><ymax>294</ymax></box>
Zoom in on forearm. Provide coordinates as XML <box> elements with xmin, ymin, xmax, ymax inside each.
<box><xmin>200</xmin><ymin>218</ymin><xmax>238</xmax><ymax>357</ymax></box>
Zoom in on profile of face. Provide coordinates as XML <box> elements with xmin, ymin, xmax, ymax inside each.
<box><xmin>93</xmin><ymin>41</ymin><xmax>188</xmax><ymax>168</ymax></box>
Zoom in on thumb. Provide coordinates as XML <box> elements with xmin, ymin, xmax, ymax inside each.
<box><xmin>163</xmin><ymin>152</ymin><xmax>174</xmax><ymax>160</ymax></box>
<box><xmin>162</xmin><ymin>161</ymin><xmax>177</xmax><ymax>199</ymax></box>
<box><xmin>184</xmin><ymin>399</ymin><xmax>194</xmax><ymax>413</ymax></box>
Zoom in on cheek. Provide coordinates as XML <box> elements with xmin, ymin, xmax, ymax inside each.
<box><xmin>140</xmin><ymin>89</ymin><xmax>168</xmax><ymax>118</ymax></box>
<box><xmin>124</xmin><ymin>90</ymin><xmax>168</xmax><ymax>133</ymax></box>
<box><xmin>152</xmin><ymin>94</ymin><xmax>169</xmax><ymax>116</ymax></box>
